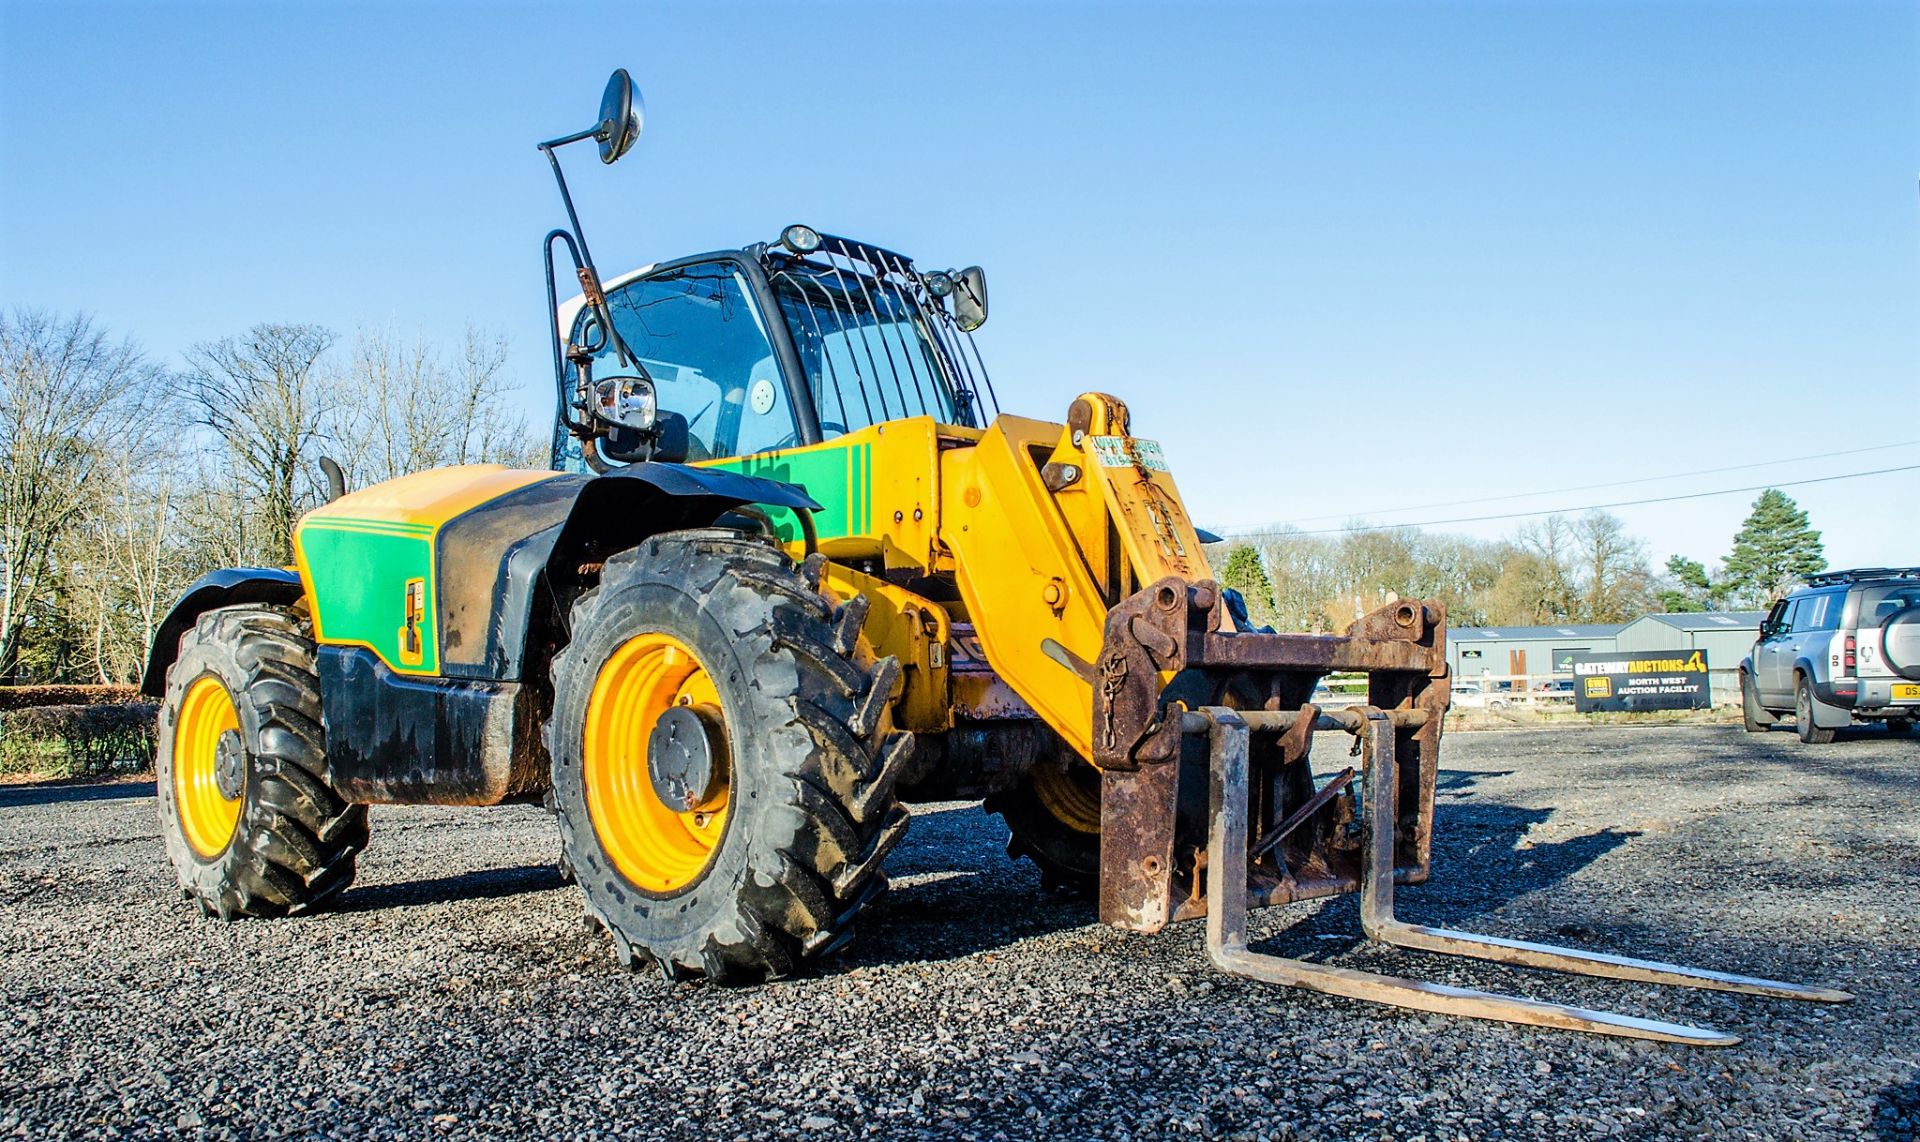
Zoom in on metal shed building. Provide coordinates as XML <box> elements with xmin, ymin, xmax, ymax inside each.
<box><xmin>1614</xmin><ymin>612</ymin><xmax>1765</xmax><ymax>661</ymax></box>
<box><xmin>1446</xmin><ymin>623</ymin><xmax>1626</xmax><ymax>684</ymax></box>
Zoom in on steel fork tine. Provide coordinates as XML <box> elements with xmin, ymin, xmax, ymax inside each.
<box><xmin>1201</xmin><ymin>707</ymin><xmax>1742</xmax><ymax>1047</ymax></box>
<box><xmin>1353</xmin><ymin>709</ymin><xmax>1852</xmax><ymax>1005</ymax></box>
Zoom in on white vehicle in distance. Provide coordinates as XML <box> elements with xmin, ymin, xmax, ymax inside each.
<box><xmin>1741</xmin><ymin>567</ymin><xmax>1920</xmax><ymax>743</ymax></box>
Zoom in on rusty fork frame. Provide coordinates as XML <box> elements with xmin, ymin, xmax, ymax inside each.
<box><xmin>1197</xmin><ymin>705</ymin><xmax>1852</xmax><ymax>1047</ymax></box>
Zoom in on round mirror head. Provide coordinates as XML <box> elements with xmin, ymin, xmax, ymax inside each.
<box><xmin>597</xmin><ymin>69</ymin><xmax>644</xmax><ymax>165</ymax></box>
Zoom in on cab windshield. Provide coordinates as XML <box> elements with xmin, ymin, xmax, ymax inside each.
<box><xmin>766</xmin><ymin>255</ymin><xmax>987</xmax><ymax>436</ymax></box>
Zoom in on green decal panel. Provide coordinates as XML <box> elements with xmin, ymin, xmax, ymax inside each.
<box><xmin>298</xmin><ymin>520</ymin><xmax>438</xmax><ymax>675</ymax></box>
<box><xmin>709</xmin><ymin>441</ymin><xmax>872</xmax><ymax>544</ymax></box>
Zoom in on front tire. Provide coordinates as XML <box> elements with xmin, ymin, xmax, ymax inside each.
<box><xmin>157</xmin><ymin>606</ymin><xmax>367</xmax><ymax>919</ymax></box>
<box><xmin>1795</xmin><ymin>674</ymin><xmax>1836</xmax><ymax>745</ymax></box>
<box><xmin>546</xmin><ymin>531</ymin><xmax>913</xmax><ymax>982</ymax></box>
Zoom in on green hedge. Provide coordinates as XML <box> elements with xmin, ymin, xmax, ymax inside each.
<box><xmin>0</xmin><ymin>702</ymin><xmax>158</xmax><ymax>782</ymax></box>
<box><xmin>0</xmin><ymin>684</ymin><xmax>145</xmax><ymax>711</ymax></box>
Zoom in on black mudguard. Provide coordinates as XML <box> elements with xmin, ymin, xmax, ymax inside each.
<box><xmin>435</xmin><ymin>462</ymin><xmax>822</xmax><ymax>681</ymax></box>
<box><xmin>139</xmin><ymin>568</ymin><xmax>305</xmax><ymax>697</ymax></box>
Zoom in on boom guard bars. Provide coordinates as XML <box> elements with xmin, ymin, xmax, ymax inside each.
<box><xmin>1091</xmin><ymin>579</ymin><xmax>1849</xmax><ymax>1044</ymax></box>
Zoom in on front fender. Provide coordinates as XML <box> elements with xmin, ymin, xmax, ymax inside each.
<box><xmin>437</xmin><ymin>462</ymin><xmax>822</xmax><ymax>683</ymax></box>
<box><xmin>140</xmin><ymin>568</ymin><xmax>305</xmax><ymax>696</ymax></box>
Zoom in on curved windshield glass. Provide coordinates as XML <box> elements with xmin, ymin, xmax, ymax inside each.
<box><xmin>768</xmin><ymin>261</ymin><xmax>965</xmax><ymax>435</ymax></box>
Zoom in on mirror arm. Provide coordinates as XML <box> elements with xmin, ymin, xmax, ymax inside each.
<box><xmin>578</xmin><ymin>434</ymin><xmax>616</xmax><ymax>475</ymax></box>
<box><xmin>544</xmin><ymin>229</ymin><xmax>599</xmax><ymax>438</ymax></box>
<box><xmin>538</xmin><ymin>141</ymin><xmax>636</xmax><ymax>371</ymax></box>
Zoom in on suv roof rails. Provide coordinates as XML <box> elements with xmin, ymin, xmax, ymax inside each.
<box><xmin>1803</xmin><ymin>567</ymin><xmax>1920</xmax><ymax>588</ymax></box>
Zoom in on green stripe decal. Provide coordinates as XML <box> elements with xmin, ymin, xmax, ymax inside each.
<box><xmin>305</xmin><ymin>518</ymin><xmax>435</xmax><ymax>538</ymax></box>
<box><xmin>710</xmin><ymin>440</ymin><xmax>873</xmax><ymax>544</ymax></box>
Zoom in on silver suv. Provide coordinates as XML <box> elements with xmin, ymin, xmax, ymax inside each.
<box><xmin>1740</xmin><ymin>568</ymin><xmax>1920</xmax><ymax>743</ymax></box>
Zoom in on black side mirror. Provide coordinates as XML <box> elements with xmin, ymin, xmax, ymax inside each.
<box><xmin>601</xmin><ymin>411</ymin><xmax>688</xmax><ymax>465</ymax></box>
<box><xmin>597</xmin><ymin>69</ymin><xmax>644</xmax><ymax>165</ymax></box>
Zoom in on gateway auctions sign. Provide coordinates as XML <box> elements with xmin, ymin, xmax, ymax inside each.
<box><xmin>1572</xmin><ymin>649</ymin><xmax>1711</xmax><ymax>712</ymax></box>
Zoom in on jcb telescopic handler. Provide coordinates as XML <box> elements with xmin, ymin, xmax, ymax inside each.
<box><xmin>144</xmin><ymin>70</ymin><xmax>1847</xmax><ymax>1046</ymax></box>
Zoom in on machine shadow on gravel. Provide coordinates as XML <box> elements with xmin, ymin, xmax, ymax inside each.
<box><xmin>1876</xmin><ymin>1075</ymin><xmax>1920</xmax><ymax>1141</ymax></box>
<box><xmin>332</xmin><ymin>864</ymin><xmax>569</xmax><ymax>913</ymax></box>
<box><xmin>1250</xmin><ymin>793</ymin><xmax>1641</xmax><ymax>958</ymax></box>
<box><xmin>823</xmin><ymin>784</ymin><xmax>1641</xmax><ymax>972</ymax></box>
<box><xmin>0</xmin><ymin>779</ymin><xmax>156</xmax><ymax>809</ymax></box>
<box><xmin>834</xmin><ymin>803</ymin><xmax>1097</xmax><ymax>969</ymax></box>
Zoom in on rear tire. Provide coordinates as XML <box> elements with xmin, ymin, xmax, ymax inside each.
<box><xmin>985</xmin><ymin>749</ymin><xmax>1101</xmax><ymax>892</ymax></box>
<box><xmin>1740</xmin><ymin>671</ymin><xmax>1775</xmax><ymax>732</ymax></box>
<box><xmin>157</xmin><ymin>606</ymin><xmax>368</xmax><ymax>919</ymax></box>
<box><xmin>546</xmin><ymin>531</ymin><xmax>913</xmax><ymax>982</ymax></box>
<box><xmin>1795</xmin><ymin>674</ymin><xmax>1836</xmax><ymax>745</ymax></box>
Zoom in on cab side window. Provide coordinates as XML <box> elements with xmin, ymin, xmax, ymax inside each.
<box><xmin>579</xmin><ymin>262</ymin><xmax>795</xmax><ymax>461</ymax></box>
<box><xmin>1766</xmin><ymin>599</ymin><xmax>1796</xmax><ymax>638</ymax></box>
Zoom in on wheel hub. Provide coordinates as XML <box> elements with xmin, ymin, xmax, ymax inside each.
<box><xmin>647</xmin><ymin>704</ymin><xmax>728</xmax><ymax>813</ymax></box>
<box><xmin>213</xmin><ymin>730</ymin><xmax>246</xmax><ymax>800</ymax></box>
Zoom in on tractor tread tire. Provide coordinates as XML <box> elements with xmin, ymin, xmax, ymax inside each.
<box><xmin>158</xmin><ymin>605</ymin><xmax>367</xmax><ymax>920</ymax></box>
<box><xmin>547</xmin><ymin>529</ymin><xmax>912</xmax><ymax>984</ymax></box>
<box><xmin>986</xmin><ymin>774</ymin><xmax>1101</xmax><ymax>895</ymax></box>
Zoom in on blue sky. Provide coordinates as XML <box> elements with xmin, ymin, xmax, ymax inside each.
<box><xmin>3</xmin><ymin>1</ymin><xmax>1915</xmax><ymax>570</ymax></box>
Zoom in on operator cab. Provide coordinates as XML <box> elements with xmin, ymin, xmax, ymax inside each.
<box><xmin>552</xmin><ymin>227</ymin><xmax>993</xmax><ymax>471</ymax></box>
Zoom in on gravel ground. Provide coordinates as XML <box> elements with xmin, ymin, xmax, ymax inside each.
<box><xmin>3</xmin><ymin>724</ymin><xmax>1915</xmax><ymax>1141</ymax></box>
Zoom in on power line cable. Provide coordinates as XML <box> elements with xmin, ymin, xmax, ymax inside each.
<box><xmin>1273</xmin><ymin>439</ymin><xmax>1920</xmax><ymax>526</ymax></box>
<box><xmin>1215</xmin><ymin>462</ymin><xmax>1920</xmax><ymax>541</ymax></box>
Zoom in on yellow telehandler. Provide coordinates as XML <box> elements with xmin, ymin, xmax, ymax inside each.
<box><xmin>141</xmin><ymin>70</ymin><xmax>1846</xmax><ymax>1045</ymax></box>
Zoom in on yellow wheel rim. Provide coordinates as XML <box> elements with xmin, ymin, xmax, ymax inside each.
<box><xmin>583</xmin><ymin>632</ymin><xmax>730</xmax><ymax>893</ymax></box>
<box><xmin>1033</xmin><ymin>759</ymin><xmax>1102</xmax><ymax>835</ymax></box>
<box><xmin>173</xmin><ymin>676</ymin><xmax>244</xmax><ymax>859</ymax></box>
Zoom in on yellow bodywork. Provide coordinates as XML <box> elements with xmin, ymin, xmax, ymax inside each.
<box><xmin>732</xmin><ymin>392</ymin><xmax>1210</xmax><ymax>764</ymax></box>
<box><xmin>286</xmin><ymin>396</ymin><xmax>1207</xmax><ymax>769</ymax></box>
<box><xmin>937</xmin><ymin>394</ymin><xmax>1211</xmax><ymax>760</ymax></box>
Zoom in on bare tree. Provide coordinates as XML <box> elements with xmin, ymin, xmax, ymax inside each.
<box><xmin>1570</xmin><ymin>510</ymin><xmax>1652</xmax><ymax>622</ymax></box>
<box><xmin>1511</xmin><ymin>516</ymin><xmax>1579</xmax><ymax>622</ymax></box>
<box><xmin>326</xmin><ymin>325</ymin><xmax>542</xmax><ymax>488</ymax></box>
<box><xmin>180</xmin><ymin>324</ymin><xmax>336</xmax><ymax>564</ymax></box>
<box><xmin>71</xmin><ymin>437</ymin><xmax>193</xmax><ymax>682</ymax></box>
<box><xmin>0</xmin><ymin>310</ymin><xmax>164</xmax><ymax>678</ymax></box>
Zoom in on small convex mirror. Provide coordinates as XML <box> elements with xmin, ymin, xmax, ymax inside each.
<box><xmin>597</xmin><ymin>69</ymin><xmax>645</xmax><ymax>164</ymax></box>
<box><xmin>952</xmin><ymin>266</ymin><xmax>988</xmax><ymax>331</ymax></box>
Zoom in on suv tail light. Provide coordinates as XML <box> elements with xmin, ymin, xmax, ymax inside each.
<box><xmin>1843</xmin><ymin>634</ymin><xmax>1857</xmax><ymax>675</ymax></box>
